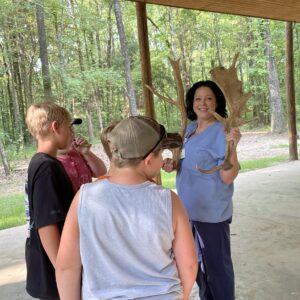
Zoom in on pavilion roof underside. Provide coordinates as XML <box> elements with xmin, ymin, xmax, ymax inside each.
<box><xmin>130</xmin><ymin>0</ymin><xmax>300</xmax><ymax>23</ymax></box>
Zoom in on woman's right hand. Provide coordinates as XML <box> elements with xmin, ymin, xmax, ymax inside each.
<box><xmin>162</xmin><ymin>158</ymin><xmax>174</xmax><ymax>173</ymax></box>
<box><xmin>72</xmin><ymin>136</ymin><xmax>91</xmax><ymax>154</ymax></box>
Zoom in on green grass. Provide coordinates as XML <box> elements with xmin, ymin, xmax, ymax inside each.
<box><xmin>161</xmin><ymin>155</ymin><xmax>290</xmax><ymax>189</ymax></box>
<box><xmin>270</xmin><ymin>144</ymin><xmax>289</xmax><ymax>149</ymax></box>
<box><xmin>270</xmin><ymin>143</ymin><xmax>300</xmax><ymax>149</ymax></box>
<box><xmin>0</xmin><ymin>155</ymin><xmax>293</xmax><ymax>230</ymax></box>
<box><xmin>240</xmin><ymin>124</ymin><xmax>270</xmax><ymax>132</ymax></box>
<box><xmin>0</xmin><ymin>193</ymin><xmax>26</xmax><ymax>230</ymax></box>
<box><xmin>240</xmin><ymin>155</ymin><xmax>288</xmax><ymax>172</ymax></box>
<box><xmin>161</xmin><ymin>170</ymin><xmax>176</xmax><ymax>189</ymax></box>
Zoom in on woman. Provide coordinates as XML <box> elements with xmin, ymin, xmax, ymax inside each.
<box><xmin>164</xmin><ymin>80</ymin><xmax>241</xmax><ymax>300</ymax></box>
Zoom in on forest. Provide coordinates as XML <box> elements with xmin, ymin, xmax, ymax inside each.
<box><xmin>0</xmin><ymin>0</ymin><xmax>300</xmax><ymax>173</ymax></box>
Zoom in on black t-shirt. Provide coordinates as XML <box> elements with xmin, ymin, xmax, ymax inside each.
<box><xmin>25</xmin><ymin>153</ymin><xmax>74</xmax><ymax>299</ymax></box>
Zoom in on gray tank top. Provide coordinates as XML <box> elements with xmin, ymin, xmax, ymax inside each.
<box><xmin>78</xmin><ymin>179</ymin><xmax>182</xmax><ymax>300</ymax></box>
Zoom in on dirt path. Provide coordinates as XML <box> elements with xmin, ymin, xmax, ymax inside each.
<box><xmin>237</xmin><ymin>132</ymin><xmax>290</xmax><ymax>161</ymax></box>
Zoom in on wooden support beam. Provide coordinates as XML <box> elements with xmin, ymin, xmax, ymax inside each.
<box><xmin>136</xmin><ymin>2</ymin><xmax>155</xmax><ymax>119</ymax></box>
<box><xmin>285</xmin><ymin>22</ymin><xmax>298</xmax><ymax>161</ymax></box>
<box><xmin>136</xmin><ymin>2</ymin><xmax>161</xmax><ymax>183</ymax></box>
<box><xmin>130</xmin><ymin>0</ymin><xmax>300</xmax><ymax>23</ymax></box>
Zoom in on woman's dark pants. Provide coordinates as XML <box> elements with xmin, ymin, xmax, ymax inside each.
<box><xmin>193</xmin><ymin>219</ymin><xmax>235</xmax><ymax>300</ymax></box>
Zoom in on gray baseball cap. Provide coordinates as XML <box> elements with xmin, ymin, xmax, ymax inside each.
<box><xmin>107</xmin><ymin>116</ymin><xmax>182</xmax><ymax>159</ymax></box>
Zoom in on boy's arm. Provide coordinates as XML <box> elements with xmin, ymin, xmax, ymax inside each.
<box><xmin>56</xmin><ymin>192</ymin><xmax>81</xmax><ymax>300</ymax></box>
<box><xmin>81</xmin><ymin>150</ymin><xmax>107</xmax><ymax>177</ymax></box>
<box><xmin>38</xmin><ymin>224</ymin><xmax>61</xmax><ymax>268</ymax></box>
<box><xmin>171</xmin><ymin>191</ymin><xmax>198</xmax><ymax>300</ymax></box>
<box><xmin>73</xmin><ymin>137</ymin><xmax>107</xmax><ymax>177</ymax></box>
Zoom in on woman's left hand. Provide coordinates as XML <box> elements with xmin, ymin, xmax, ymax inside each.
<box><xmin>225</xmin><ymin>127</ymin><xmax>241</xmax><ymax>148</ymax></box>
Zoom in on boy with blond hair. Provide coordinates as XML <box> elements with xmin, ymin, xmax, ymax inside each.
<box><xmin>25</xmin><ymin>102</ymin><xmax>74</xmax><ymax>299</ymax></box>
<box><xmin>56</xmin><ymin>116</ymin><xmax>198</xmax><ymax>300</ymax></box>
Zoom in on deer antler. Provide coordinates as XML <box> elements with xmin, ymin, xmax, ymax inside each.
<box><xmin>146</xmin><ymin>58</ymin><xmax>187</xmax><ymax>168</ymax></box>
<box><xmin>197</xmin><ymin>53</ymin><xmax>252</xmax><ymax>174</ymax></box>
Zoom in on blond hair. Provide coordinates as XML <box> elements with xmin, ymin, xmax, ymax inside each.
<box><xmin>26</xmin><ymin>102</ymin><xmax>71</xmax><ymax>139</ymax></box>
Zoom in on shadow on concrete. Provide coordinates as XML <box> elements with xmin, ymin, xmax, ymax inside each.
<box><xmin>0</xmin><ymin>281</ymin><xmax>31</xmax><ymax>300</ymax></box>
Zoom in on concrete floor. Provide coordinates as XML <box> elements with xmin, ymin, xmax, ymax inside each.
<box><xmin>231</xmin><ymin>161</ymin><xmax>300</xmax><ymax>300</ymax></box>
<box><xmin>0</xmin><ymin>161</ymin><xmax>299</xmax><ymax>300</ymax></box>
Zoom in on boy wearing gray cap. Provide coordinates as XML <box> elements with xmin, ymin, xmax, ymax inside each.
<box><xmin>56</xmin><ymin>116</ymin><xmax>198</xmax><ymax>300</ymax></box>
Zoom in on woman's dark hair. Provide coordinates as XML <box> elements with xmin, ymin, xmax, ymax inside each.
<box><xmin>186</xmin><ymin>80</ymin><xmax>228</xmax><ymax>121</ymax></box>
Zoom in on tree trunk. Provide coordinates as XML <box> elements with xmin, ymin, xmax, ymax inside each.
<box><xmin>94</xmin><ymin>90</ymin><xmax>104</xmax><ymax>131</ymax></box>
<box><xmin>264</xmin><ymin>21</ymin><xmax>285</xmax><ymax>133</ymax></box>
<box><xmin>54</xmin><ymin>1</ymin><xmax>68</xmax><ymax>108</ymax></box>
<box><xmin>69</xmin><ymin>0</ymin><xmax>96</xmax><ymax>140</ymax></box>
<box><xmin>36</xmin><ymin>0</ymin><xmax>53</xmax><ymax>101</ymax></box>
<box><xmin>85</xmin><ymin>101</ymin><xmax>94</xmax><ymax>142</ymax></box>
<box><xmin>88</xmin><ymin>32</ymin><xmax>96</xmax><ymax>66</ymax></box>
<box><xmin>113</xmin><ymin>0</ymin><xmax>138</xmax><ymax>116</ymax></box>
<box><xmin>69</xmin><ymin>0</ymin><xmax>85</xmax><ymax>72</ymax></box>
<box><xmin>94</xmin><ymin>0</ymin><xmax>103</xmax><ymax>68</ymax></box>
<box><xmin>0</xmin><ymin>140</ymin><xmax>10</xmax><ymax>176</ymax></box>
<box><xmin>168</xmin><ymin>8</ymin><xmax>177</xmax><ymax>58</ymax></box>
<box><xmin>2</xmin><ymin>35</ymin><xmax>24</xmax><ymax>148</ymax></box>
<box><xmin>213</xmin><ymin>14</ymin><xmax>223</xmax><ymax>66</ymax></box>
<box><xmin>178</xmin><ymin>35</ymin><xmax>190</xmax><ymax>92</ymax></box>
<box><xmin>136</xmin><ymin>2</ymin><xmax>155</xmax><ymax>118</ymax></box>
<box><xmin>285</xmin><ymin>22</ymin><xmax>298</xmax><ymax>160</ymax></box>
<box><xmin>106</xmin><ymin>2</ymin><xmax>113</xmax><ymax>68</ymax></box>
<box><xmin>83</xmin><ymin>29</ymin><xmax>90</xmax><ymax>67</ymax></box>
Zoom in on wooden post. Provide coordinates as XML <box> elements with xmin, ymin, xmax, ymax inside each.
<box><xmin>135</xmin><ymin>2</ymin><xmax>155</xmax><ymax>118</ymax></box>
<box><xmin>136</xmin><ymin>3</ymin><xmax>161</xmax><ymax>184</ymax></box>
<box><xmin>285</xmin><ymin>22</ymin><xmax>298</xmax><ymax>160</ymax></box>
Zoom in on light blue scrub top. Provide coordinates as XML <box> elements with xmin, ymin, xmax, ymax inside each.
<box><xmin>176</xmin><ymin>121</ymin><xmax>233</xmax><ymax>223</ymax></box>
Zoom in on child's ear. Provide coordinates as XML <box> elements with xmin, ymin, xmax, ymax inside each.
<box><xmin>51</xmin><ymin>121</ymin><xmax>59</xmax><ymax>133</ymax></box>
<box><xmin>144</xmin><ymin>153</ymin><xmax>153</xmax><ymax>166</ymax></box>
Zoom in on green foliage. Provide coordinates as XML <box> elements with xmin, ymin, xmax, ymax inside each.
<box><xmin>5</xmin><ymin>143</ymin><xmax>36</xmax><ymax>162</ymax></box>
<box><xmin>0</xmin><ymin>0</ymin><xmax>299</xmax><ymax>156</ymax></box>
<box><xmin>0</xmin><ymin>193</ymin><xmax>26</xmax><ymax>230</ymax></box>
<box><xmin>240</xmin><ymin>155</ymin><xmax>288</xmax><ymax>172</ymax></box>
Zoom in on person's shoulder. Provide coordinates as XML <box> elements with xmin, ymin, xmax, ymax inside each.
<box><xmin>213</xmin><ymin>121</ymin><xmax>224</xmax><ymax>130</ymax></box>
<box><xmin>210</xmin><ymin>121</ymin><xmax>225</xmax><ymax>135</ymax></box>
<box><xmin>68</xmin><ymin>149</ymin><xmax>81</xmax><ymax>157</ymax></box>
<box><xmin>184</xmin><ymin>122</ymin><xmax>197</xmax><ymax>137</ymax></box>
<box><xmin>187</xmin><ymin>121</ymin><xmax>197</xmax><ymax>131</ymax></box>
<box><xmin>30</xmin><ymin>152</ymin><xmax>56</xmax><ymax>161</ymax></box>
<box><xmin>58</xmin><ymin>149</ymin><xmax>81</xmax><ymax>163</ymax></box>
<box><xmin>81</xmin><ymin>178</ymin><xmax>107</xmax><ymax>192</ymax></box>
<box><xmin>29</xmin><ymin>153</ymin><xmax>63</xmax><ymax>174</ymax></box>
<box><xmin>211</xmin><ymin>122</ymin><xmax>226</xmax><ymax>147</ymax></box>
<box><xmin>29</xmin><ymin>152</ymin><xmax>51</xmax><ymax>169</ymax></box>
